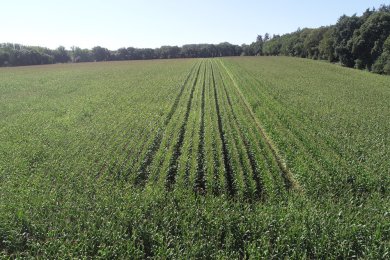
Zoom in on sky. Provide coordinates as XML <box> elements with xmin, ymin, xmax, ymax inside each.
<box><xmin>2</xmin><ymin>0</ymin><xmax>388</xmax><ymax>50</ymax></box>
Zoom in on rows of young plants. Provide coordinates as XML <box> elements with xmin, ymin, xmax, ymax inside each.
<box><xmin>0</xmin><ymin>60</ymin><xmax>195</xmax><ymax>183</ymax></box>
<box><xmin>1</xmin><ymin>57</ymin><xmax>388</xmax><ymax>258</ymax></box>
<box><xmin>0</xmin><ymin>59</ymin><xmax>197</xmax><ymax>255</ymax></box>
<box><xmin>221</xmin><ymin>56</ymin><xmax>390</xmax><ymax>200</ymax></box>
<box><xmin>132</xmin><ymin>59</ymin><xmax>295</xmax><ymax>200</ymax></box>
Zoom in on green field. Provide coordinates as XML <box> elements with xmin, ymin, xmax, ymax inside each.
<box><xmin>1</xmin><ymin>57</ymin><xmax>389</xmax><ymax>258</ymax></box>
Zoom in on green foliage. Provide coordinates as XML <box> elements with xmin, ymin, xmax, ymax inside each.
<box><xmin>262</xmin><ymin>35</ymin><xmax>281</xmax><ymax>56</ymax></box>
<box><xmin>71</xmin><ymin>46</ymin><xmax>93</xmax><ymax>62</ymax></box>
<box><xmin>372</xmin><ymin>35</ymin><xmax>390</xmax><ymax>74</ymax></box>
<box><xmin>91</xmin><ymin>46</ymin><xmax>111</xmax><ymax>61</ymax></box>
<box><xmin>2</xmin><ymin>4</ymin><xmax>390</xmax><ymax>74</ymax></box>
<box><xmin>256</xmin><ymin>6</ymin><xmax>390</xmax><ymax>75</ymax></box>
<box><xmin>333</xmin><ymin>15</ymin><xmax>363</xmax><ymax>67</ymax></box>
<box><xmin>384</xmin><ymin>35</ymin><xmax>390</xmax><ymax>52</ymax></box>
<box><xmin>318</xmin><ymin>27</ymin><xmax>336</xmax><ymax>61</ymax></box>
<box><xmin>372</xmin><ymin>51</ymin><xmax>390</xmax><ymax>74</ymax></box>
<box><xmin>0</xmin><ymin>50</ymin><xmax>9</xmax><ymax>66</ymax></box>
<box><xmin>0</xmin><ymin>57</ymin><xmax>389</xmax><ymax>257</ymax></box>
<box><xmin>0</xmin><ymin>43</ymin><xmax>68</xmax><ymax>66</ymax></box>
<box><xmin>53</xmin><ymin>46</ymin><xmax>70</xmax><ymax>63</ymax></box>
<box><xmin>0</xmin><ymin>43</ymin><xmax>243</xmax><ymax>67</ymax></box>
<box><xmin>350</xmin><ymin>12</ymin><xmax>390</xmax><ymax>69</ymax></box>
<box><xmin>304</xmin><ymin>27</ymin><xmax>329</xmax><ymax>59</ymax></box>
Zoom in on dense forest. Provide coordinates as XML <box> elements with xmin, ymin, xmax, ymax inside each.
<box><xmin>0</xmin><ymin>43</ymin><xmax>242</xmax><ymax>66</ymax></box>
<box><xmin>245</xmin><ymin>5</ymin><xmax>390</xmax><ymax>74</ymax></box>
<box><xmin>1</xmin><ymin>5</ymin><xmax>389</xmax><ymax>74</ymax></box>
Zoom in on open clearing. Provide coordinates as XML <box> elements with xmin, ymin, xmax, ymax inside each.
<box><xmin>0</xmin><ymin>57</ymin><xmax>389</xmax><ymax>258</ymax></box>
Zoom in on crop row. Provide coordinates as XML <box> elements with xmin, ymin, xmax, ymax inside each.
<box><xmin>131</xmin><ymin>59</ymin><xmax>297</xmax><ymax>200</ymax></box>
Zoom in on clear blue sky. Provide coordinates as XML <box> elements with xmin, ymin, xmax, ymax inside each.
<box><xmin>2</xmin><ymin>0</ymin><xmax>388</xmax><ymax>50</ymax></box>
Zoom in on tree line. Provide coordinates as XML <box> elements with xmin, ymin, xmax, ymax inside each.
<box><xmin>244</xmin><ymin>5</ymin><xmax>390</xmax><ymax>75</ymax></box>
<box><xmin>0</xmin><ymin>42</ymin><xmax>242</xmax><ymax>67</ymax></box>
<box><xmin>1</xmin><ymin>5</ymin><xmax>389</xmax><ymax>75</ymax></box>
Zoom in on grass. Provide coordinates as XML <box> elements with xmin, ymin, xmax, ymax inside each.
<box><xmin>0</xmin><ymin>57</ymin><xmax>389</xmax><ymax>258</ymax></box>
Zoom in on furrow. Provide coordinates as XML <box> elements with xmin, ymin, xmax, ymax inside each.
<box><xmin>210</xmin><ymin>62</ymin><xmax>236</xmax><ymax>197</ymax></box>
<box><xmin>195</xmin><ymin>62</ymin><xmax>207</xmax><ymax>194</ymax></box>
<box><xmin>176</xmin><ymin>62</ymin><xmax>205</xmax><ymax>190</ymax></box>
<box><xmin>146</xmin><ymin>61</ymin><xmax>203</xmax><ymax>188</ymax></box>
<box><xmin>133</xmin><ymin>62</ymin><xmax>199</xmax><ymax>186</ymax></box>
<box><xmin>166</xmin><ymin>61</ymin><xmax>203</xmax><ymax>190</ymax></box>
<box><xmin>205</xmin><ymin>62</ymin><xmax>224</xmax><ymax>195</ymax></box>
<box><xmin>231</xmin><ymin>63</ymin><xmax>361</xmax><ymax>188</ymax></box>
<box><xmin>219</xmin><ymin>72</ymin><xmax>266</xmax><ymax>200</ymax></box>
<box><xmin>217</xmin><ymin>59</ymin><xmax>301</xmax><ymax>192</ymax></box>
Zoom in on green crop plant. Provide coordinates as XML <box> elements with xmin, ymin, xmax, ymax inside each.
<box><xmin>0</xmin><ymin>57</ymin><xmax>388</xmax><ymax>258</ymax></box>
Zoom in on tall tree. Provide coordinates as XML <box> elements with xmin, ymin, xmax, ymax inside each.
<box><xmin>54</xmin><ymin>46</ymin><xmax>70</xmax><ymax>63</ymax></box>
<box><xmin>372</xmin><ymin>35</ymin><xmax>390</xmax><ymax>74</ymax></box>
<box><xmin>350</xmin><ymin>11</ymin><xmax>390</xmax><ymax>69</ymax></box>
<box><xmin>333</xmin><ymin>15</ymin><xmax>363</xmax><ymax>67</ymax></box>
<box><xmin>92</xmin><ymin>46</ymin><xmax>110</xmax><ymax>61</ymax></box>
<box><xmin>304</xmin><ymin>27</ymin><xmax>329</xmax><ymax>59</ymax></box>
<box><xmin>318</xmin><ymin>27</ymin><xmax>336</xmax><ymax>61</ymax></box>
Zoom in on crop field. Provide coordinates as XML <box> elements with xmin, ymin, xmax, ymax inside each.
<box><xmin>0</xmin><ymin>57</ymin><xmax>389</xmax><ymax>258</ymax></box>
